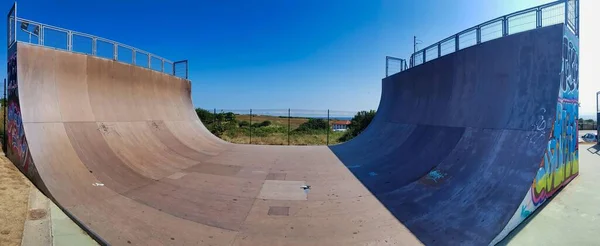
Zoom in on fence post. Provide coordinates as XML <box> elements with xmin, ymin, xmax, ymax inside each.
<box><xmin>249</xmin><ymin>109</ymin><xmax>253</xmax><ymax>144</ymax></box>
<box><xmin>288</xmin><ymin>108</ymin><xmax>291</xmax><ymax>145</ymax></box>
<box><xmin>3</xmin><ymin>78</ymin><xmax>6</xmax><ymax>155</ymax></box>
<box><xmin>326</xmin><ymin>110</ymin><xmax>330</xmax><ymax>145</ymax></box>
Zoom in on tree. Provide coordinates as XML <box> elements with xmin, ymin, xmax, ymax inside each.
<box><xmin>339</xmin><ymin>110</ymin><xmax>376</xmax><ymax>142</ymax></box>
<box><xmin>196</xmin><ymin>108</ymin><xmax>214</xmax><ymax>124</ymax></box>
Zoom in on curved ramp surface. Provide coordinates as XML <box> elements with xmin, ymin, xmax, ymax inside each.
<box><xmin>6</xmin><ymin>24</ymin><xmax>578</xmax><ymax>245</ymax></box>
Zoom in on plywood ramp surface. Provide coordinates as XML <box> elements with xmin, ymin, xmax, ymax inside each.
<box><xmin>15</xmin><ymin>43</ymin><xmax>421</xmax><ymax>245</ymax></box>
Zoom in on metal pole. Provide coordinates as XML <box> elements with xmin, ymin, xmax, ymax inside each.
<box><xmin>213</xmin><ymin>108</ymin><xmax>216</xmax><ymax>124</ymax></box>
<box><xmin>249</xmin><ymin>109</ymin><xmax>252</xmax><ymax>144</ymax></box>
<box><xmin>3</xmin><ymin>78</ymin><xmax>6</xmax><ymax>155</ymax></box>
<box><xmin>288</xmin><ymin>108</ymin><xmax>291</xmax><ymax>145</ymax></box>
<box><xmin>326</xmin><ymin>110</ymin><xmax>330</xmax><ymax>145</ymax></box>
<box><xmin>413</xmin><ymin>36</ymin><xmax>416</xmax><ymax>53</ymax></box>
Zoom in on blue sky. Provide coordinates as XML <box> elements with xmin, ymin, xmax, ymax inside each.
<box><xmin>4</xmin><ymin>0</ymin><xmax>593</xmax><ymax>114</ymax></box>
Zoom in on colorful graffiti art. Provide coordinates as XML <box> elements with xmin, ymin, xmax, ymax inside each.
<box><xmin>6</xmin><ymin>46</ymin><xmax>35</xmax><ymax>178</ymax></box>
<box><xmin>490</xmin><ymin>26</ymin><xmax>579</xmax><ymax>245</ymax></box>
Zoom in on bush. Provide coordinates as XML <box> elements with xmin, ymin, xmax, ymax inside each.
<box><xmin>296</xmin><ymin>118</ymin><xmax>328</xmax><ymax>132</ymax></box>
<box><xmin>339</xmin><ymin>110</ymin><xmax>376</xmax><ymax>142</ymax></box>
<box><xmin>224</xmin><ymin>112</ymin><xmax>236</xmax><ymax>122</ymax></box>
<box><xmin>209</xmin><ymin>123</ymin><xmax>225</xmax><ymax>137</ymax></box>
<box><xmin>196</xmin><ymin>108</ymin><xmax>214</xmax><ymax>124</ymax></box>
<box><xmin>259</xmin><ymin>120</ymin><xmax>272</xmax><ymax>127</ymax></box>
<box><xmin>224</xmin><ymin>121</ymin><xmax>238</xmax><ymax>131</ymax></box>
<box><xmin>239</xmin><ymin>121</ymin><xmax>250</xmax><ymax>127</ymax></box>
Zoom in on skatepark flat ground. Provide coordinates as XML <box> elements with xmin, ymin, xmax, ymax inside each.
<box><xmin>500</xmin><ymin>144</ymin><xmax>600</xmax><ymax>245</ymax></box>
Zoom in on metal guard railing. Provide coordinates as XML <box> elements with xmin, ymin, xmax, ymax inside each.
<box><xmin>409</xmin><ymin>0</ymin><xmax>578</xmax><ymax>69</ymax></box>
<box><xmin>6</xmin><ymin>3</ymin><xmax>188</xmax><ymax>79</ymax></box>
<box><xmin>385</xmin><ymin>0</ymin><xmax>579</xmax><ymax>77</ymax></box>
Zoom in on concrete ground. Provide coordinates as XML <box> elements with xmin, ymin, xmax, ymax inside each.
<box><xmin>0</xmin><ymin>153</ymin><xmax>97</xmax><ymax>246</ymax></box>
<box><xmin>500</xmin><ymin>142</ymin><xmax>600</xmax><ymax>245</ymax></box>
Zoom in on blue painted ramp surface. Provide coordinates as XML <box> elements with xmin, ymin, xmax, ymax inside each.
<box><xmin>330</xmin><ymin>24</ymin><xmax>564</xmax><ymax>245</ymax></box>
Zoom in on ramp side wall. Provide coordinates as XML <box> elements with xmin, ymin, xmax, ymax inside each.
<box><xmin>6</xmin><ymin>44</ymin><xmax>41</xmax><ymax>186</ymax></box>
<box><xmin>490</xmin><ymin>25</ymin><xmax>580</xmax><ymax>245</ymax></box>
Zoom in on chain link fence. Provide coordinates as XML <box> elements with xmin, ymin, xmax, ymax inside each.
<box><xmin>196</xmin><ymin>108</ymin><xmax>362</xmax><ymax>146</ymax></box>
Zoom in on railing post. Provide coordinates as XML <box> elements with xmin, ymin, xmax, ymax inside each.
<box><xmin>565</xmin><ymin>0</ymin><xmax>569</xmax><ymax>30</ymax></box>
<box><xmin>476</xmin><ymin>27</ymin><xmax>481</xmax><ymax>44</ymax></box>
<box><xmin>92</xmin><ymin>37</ymin><xmax>96</xmax><ymax>55</ymax></box>
<box><xmin>503</xmin><ymin>17</ymin><xmax>508</xmax><ymax>36</ymax></box>
<box><xmin>249</xmin><ymin>109</ymin><xmax>252</xmax><ymax>144</ymax></box>
<box><xmin>132</xmin><ymin>50</ymin><xmax>136</xmax><ymax>65</ymax></box>
<box><xmin>576</xmin><ymin>0</ymin><xmax>579</xmax><ymax>36</ymax></box>
<box><xmin>437</xmin><ymin>43</ymin><xmax>441</xmax><ymax>58</ymax></box>
<box><xmin>67</xmin><ymin>31</ymin><xmax>73</xmax><ymax>51</ymax></box>
<box><xmin>148</xmin><ymin>54</ymin><xmax>151</xmax><ymax>68</ymax></box>
<box><xmin>39</xmin><ymin>26</ymin><xmax>44</xmax><ymax>45</ymax></box>
<box><xmin>287</xmin><ymin>108</ymin><xmax>291</xmax><ymax>145</ymax></box>
<box><xmin>385</xmin><ymin>56</ymin><xmax>389</xmax><ymax>77</ymax></box>
<box><xmin>535</xmin><ymin>8</ymin><xmax>542</xmax><ymax>28</ymax></box>
<box><xmin>113</xmin><ymin>44</ymin><xmax>118</xmax><ymax>60</ymax></box>
<box><xmin>423</xmin><ymin>50</ymin><xmax>426</xmax><ymax>63</ymax></box>
<box><xmin>161</xmin><ymin>59</ymin><xmax>164</xmax><ymax>72</ymax></box>
<box><xmin>455</xmin><ymin>35</ymin><xmax>459</xmax><ymax>51</ymax></box>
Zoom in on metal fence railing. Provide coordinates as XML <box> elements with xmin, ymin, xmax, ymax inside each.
<box><xmin>196</xmin><ymin>108</ymin><xmax>365</xmax><ymax>146</ymax></box>
<box><xmin>385</xmin><ymin>56</ymin><xmax>407</xmax><ymax>77</ymax></box>
<box><xmin>383</xmin><ymin>0</ymin><xmax>579</xmax><ymax>77</ymax></box>
<box><xmin>6</xmin><ymin>3</ymin><xmax>188</xmax><ymax>79</ymax></box>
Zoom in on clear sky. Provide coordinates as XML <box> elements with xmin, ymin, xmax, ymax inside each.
<box><xmin>0</xmin><ymin>0</ymin><xmax>597</xmax><ymax>118</ymax></box>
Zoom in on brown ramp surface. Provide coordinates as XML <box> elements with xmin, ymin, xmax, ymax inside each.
<box><xmin>11</xmin><ymin>43</ymin><xmax>421</xmax><ymax>246</ymax></box>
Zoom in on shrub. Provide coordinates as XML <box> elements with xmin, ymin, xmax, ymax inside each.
<box><xmin>196</xmin><ymin>108</ymin><xmax>214</xmax><ymax>124</ymax></box>
<box><xmin>339</xmin><ymin>110</ymin><xmax>376</xmax><ymax>142</ymax></box>
<box><xmin>239</xmin><ymin>121</ymin><xmax>250</xmax><ymax>127</ymax></box>
<box><xmin>296</xmin><ymin>118</ymin><xmax>328</xmax><ymax>132</ymax></box>
<box><xmin>259</xmin><ymin>120</ymin><xmax>272</xmax><ymax>127</ymax></box>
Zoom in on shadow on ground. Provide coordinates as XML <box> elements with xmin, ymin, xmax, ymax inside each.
<box><xmin>586</xmin><ymin>144</ymin><xmax>599</xmax><ymax>156</ymax></box>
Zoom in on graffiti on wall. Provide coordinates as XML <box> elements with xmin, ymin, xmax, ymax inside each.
<box><xmin>490</xmin><ymin>26</ymin><xmax>579</xmax><ymax>245</ymax></box>
<box><xmin>6</xmin><ymin>46</ymin><xmax>35</xmax><ymax>178</ymax></box>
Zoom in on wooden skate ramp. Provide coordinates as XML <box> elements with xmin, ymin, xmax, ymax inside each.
<box><xmin>9</xmin><ymin>23</ymin><xmax>578</xmax><ymax>245</ymax></box>
<box><xmin>12</xmin><ymin>43</ymin><xmax>421</xmax><ymax>245</ymax></box>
